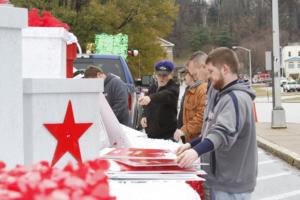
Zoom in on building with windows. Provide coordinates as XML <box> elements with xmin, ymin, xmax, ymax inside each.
<box><xmin>159</xmin><ymin>38</ymin><xmax>175</xmax><ymax>62</ymax></box>
<box><xmin>282</xmin><ymin>43</ymin><xmax>300</xmax><ymax>79</ymax></box>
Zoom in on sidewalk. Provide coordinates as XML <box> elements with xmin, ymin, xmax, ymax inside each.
<box><xmin>256</xmin><ymin>122</ymin><xmax>300</xmax><ymax>169</ymax></box>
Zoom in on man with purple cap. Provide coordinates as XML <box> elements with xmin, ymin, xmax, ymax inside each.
<box><xmin>138</xmin><ymin>60</ymin><xmax>179</xmax><ymax>140</ymax></box>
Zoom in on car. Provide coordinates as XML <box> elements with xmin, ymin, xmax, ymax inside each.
<box><xmin>280</xmin><ymin>79</ymin><xmax>288</xmax><ymax>87</ymax></box>
<box><xmin>296</xmin><ymin>80</ymin><xmax>300</xmax><ymax>92</ymax></box>
<box><xmin>264</xmin><ymin>78</ymin><xmax>272</xmax><ymax>87</ymax></box>
<box><xmin>73</xmin><ymin>54</ymin><xmax>140</xmax><ymax>129</ymax></box>
<box><xmin>283</xmin><ymin>80</ymin><xmax>297</xmax><ymax>92</ymax></box>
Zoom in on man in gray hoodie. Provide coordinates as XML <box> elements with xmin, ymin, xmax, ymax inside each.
<box><xmin>84</xmin><ymin>65</ymin><xmax>130</xmax><ymax>126</ymax></box>
<box><xmin>176</xmin><ymin>47</ymin><xmax>257</xmax><ymax>200</ymax></box>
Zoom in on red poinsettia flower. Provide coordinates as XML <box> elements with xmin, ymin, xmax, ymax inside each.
<box><xmin>0</xmin><ymin>159</ymin><xmax>115</xmax><ymax>200</ymax></box>
<box><xmin>28</xmin><ymin>8</ymin><xmax>70</xmax><ymax>30</ymax></box>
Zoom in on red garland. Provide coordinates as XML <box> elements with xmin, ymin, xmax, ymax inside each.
<box><xmin>0</xmin><ymin>0</ymin><xmax>9</xmax><ymax>4</ymax></box>
<box><xmin>0</xmin><ymin>160</ymin><xmax>115</xmax><ymax>200</ymax></box>
<box><xmin>28</xmin><ymin>8</ymin><xmax>70</xmax><ymax>30</ymax></box>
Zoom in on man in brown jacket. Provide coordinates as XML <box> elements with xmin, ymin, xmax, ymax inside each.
<box><xmin>174</xmin><ymin>51</ymin><xmax>208</xmax><ymax>142</ymax></box>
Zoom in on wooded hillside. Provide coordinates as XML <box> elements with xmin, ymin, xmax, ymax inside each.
<box><xmin>169</xmin><ymin>0</ymin><xmax>300</xmax><ymax>74</ymax></box>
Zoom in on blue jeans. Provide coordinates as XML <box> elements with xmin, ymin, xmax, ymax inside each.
<box><xmin>210</xmin><ymin>189</ymin><xmax>252</xmax><ymax>200</ymax></box>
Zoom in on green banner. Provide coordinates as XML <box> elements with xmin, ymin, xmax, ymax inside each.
<box><xmin>95</xmin><ymin>33</ymin><xmax>128</xmax><ymax>59</ymax></box>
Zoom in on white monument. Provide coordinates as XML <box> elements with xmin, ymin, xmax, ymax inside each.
<box><xmin>23</xmin><ymin>78</ymin><xmax>110</xmax><ymax>167</ymax></box>
<box><xmin>0</xmin><ymin>5</ymin><xmax>27</xmax><ymax>167</ymax></box>
<box><xmin>22</xmin><ymin>27</ymin><xmax>68</xmax><ymax>78</ymax></box>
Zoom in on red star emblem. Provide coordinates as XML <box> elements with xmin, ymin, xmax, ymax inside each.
<box><xmin>44</xmin><ymin>101</ymin><xmax>93</xmax><ymax>166</ymax></box>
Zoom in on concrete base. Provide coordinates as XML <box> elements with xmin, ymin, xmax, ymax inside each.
<box><xmin>271</xmin><ymin>107</ymin><xmax>287</xmax><ymax>129</ymax></box>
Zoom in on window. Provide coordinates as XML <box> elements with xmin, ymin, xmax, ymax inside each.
<box><xmin>298</xmin><ymin>62</ymin><xmax>300</xmax><ymax>68</ymax></box>
<box><xmin>288</xmin><ymin>51</ymin><xmax>291</xmax><ymax>57</ymax></box>
<box><xmin>74</xmin><ymin>58</ymin><xmax>126</xmax><ymax>81</ymax></box>
<box><xmin>288</xmin><ymin>62</ymin><xmax>294</xmax><ymax>69</ymax></box>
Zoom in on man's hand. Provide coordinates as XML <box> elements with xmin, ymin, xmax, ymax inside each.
<box><xmin>176</xmin><ymin>149</ymin><xmax>198</xmax><ymax>168</ymax></box>
<box><xmin>140</xmin><ymin>117</ymin><xmax>147</xmax><ymax>128</ymax></box>
<box><xmin>173</xmin><ymin>129</ymin><xmax>184</xmax><ymax>142</ymax></box>
<box><xmin>175</xmin><ymin>143</ymin><xmax>191</xmax><ymax>156</ymax></box>
<box><xmin>138</xmin><ymin>96</ymin><xmax>151</xmax><ymax>106</ymax></box>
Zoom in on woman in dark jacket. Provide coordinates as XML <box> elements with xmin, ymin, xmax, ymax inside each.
<box><xmin>138</xmin><ymin>60</ymin><xmax>179</xmax><ymax>139</ymax></box>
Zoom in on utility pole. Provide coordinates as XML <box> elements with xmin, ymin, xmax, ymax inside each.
<box><xmin>232</xmin><ymin>46</ymin><xmax>252</xmax><ymax>86</ymax></box>
<box><xmin>271</xmin><ymin>0</ymin><xmax>286</xmax><ymax>128</ymax></box>
<box><xmin>201</xmin><ymin>0</ymin><xmax>208</xmax><ymax>27</ymax></box>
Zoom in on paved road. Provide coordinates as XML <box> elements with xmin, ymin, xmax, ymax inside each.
<box><xmin>253</xmin><ymin>148</ymin><xmax>300</xmax><ymax>200</ymax></box>
<box><xmin>254</xmin><ymin>99</ymin><xmax>300</xmax><ymax>199</ymax></box>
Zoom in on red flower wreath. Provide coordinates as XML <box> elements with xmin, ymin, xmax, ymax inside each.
<box><xmin>0</xmin><ymin>160</ymin><xmax>116</xmax><ymax>200</ymax></box>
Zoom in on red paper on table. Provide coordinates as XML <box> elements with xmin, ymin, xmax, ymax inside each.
<box><xmin>101</xmin><ymin>148</ymin><xmax>175</xmax><ymax>160</ymax></box>
<box><xmin>101</xmin><ymin>148</ymin><xmax>195</xmax><ymax>171</ymax></box>
<box><xmin>115</xmin><ymin>161</ymin><xmax>197</xmax><ymax>173</ymax></box>
<box><xmin>103</xmin><ymin>148</ymin><xmax>206</xmax><ymax>181</ymax></box>
<box><xmin>101</xmin><ymin>148</ymin><xmax>206</xmax><ymax>175</ymax></box>
<box><xmin>115</xmin><ymin>158</ymin><xmax>176</xmax><ymax>167</ymax></box>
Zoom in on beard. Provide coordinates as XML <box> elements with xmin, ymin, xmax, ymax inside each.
<box><xmin>212</xmin><ymin>74</ymin><xmax>225</xmax><ymax>90</ymax></box>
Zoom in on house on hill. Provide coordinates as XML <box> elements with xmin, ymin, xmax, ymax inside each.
<box><xmin>282</xmin><ymin>43</ymin><xmax>300</xmax><ymax>79</ymax></box>
<box><xmin>159</xmin><ymin>38</ymin><xmax>175</xmax><ymax>62</ymax></box>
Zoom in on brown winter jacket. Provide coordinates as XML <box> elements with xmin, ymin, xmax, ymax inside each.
<box><xmin>180</xmin><ymin>82</ymin><xmax>207</xmax><ymax>142</ymax></box>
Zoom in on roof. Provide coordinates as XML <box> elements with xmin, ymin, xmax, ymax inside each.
<box><xmin>77</xmin><ymin>54</ymin><xmax>122</xmax><ymax>60</ymax></box>
<box><xmin>284</xmin><ymin>57</ymin><xmax>300</xmax><ymax>62</ymax></box>
<box><xmin>159</xmin><ymin>38</ymin><xmax>175</xmax><ymax>47</ymax></box>
<box><xmin>90</xmin><ymin>54</ymin><xmax>121</xmax><ymax>59</ymax></box>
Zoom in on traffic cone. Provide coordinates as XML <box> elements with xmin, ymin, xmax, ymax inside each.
<box><xmin>253</xmin><ymin>102</ymin><xmax>258</xmax><ymax>122</ymax></box>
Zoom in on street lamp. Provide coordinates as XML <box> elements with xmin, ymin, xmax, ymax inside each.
<box><xmin>271</xmin><ymin>0</ymin><xmax>286</xmax><ymax>128</ymax></box>
<box><xmin>232</xmin><ymin>46</ymin><xmax>252</xmax><ymax>86</ymax></box>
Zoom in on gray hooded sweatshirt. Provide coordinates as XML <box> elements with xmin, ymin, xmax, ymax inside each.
<box><xmin>104</xmin><ymin>73</ymin><xmax>130</xmax><ymax>126</ymax></box>
<box><xmin>201</xmin><ymin>80</ymin><xmax>258</xmax><ymax>193</ymax></box>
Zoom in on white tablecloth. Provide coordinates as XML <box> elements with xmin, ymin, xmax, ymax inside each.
<box><xmin>121</xmin><ymin>125</ymin><xmax>180</xmax><ymax>151</ymax></box>
<box><xmin>110</xmin><ymin>180</ymin><xmax>200</xmax><ymax>200</ymax></box>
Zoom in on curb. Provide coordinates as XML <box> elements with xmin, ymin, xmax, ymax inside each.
<box><xmin>257</xmin><ymin>136</ymin><xmax>300</xmax><ymax>170</ymax></box>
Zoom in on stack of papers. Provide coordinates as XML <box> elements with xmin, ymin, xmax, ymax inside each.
<box><xmin>99</xmin><ymin>148</ymin><xmax>206</xmax><ymax>181</ymax></box>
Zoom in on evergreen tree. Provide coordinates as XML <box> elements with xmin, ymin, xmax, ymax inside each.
<box><xmin>190</xmin><ymin>26</ymin><xmax>211</xmax><ymax>51</ymax></box>
<box><xmin>214</xmin><ymin>28</ymin><xmax>233</xmax><ymax>48</ymax></box>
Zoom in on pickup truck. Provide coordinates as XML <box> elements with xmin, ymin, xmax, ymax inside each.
<box><xmin>283</xmin><ymin>80</ymin><xmax>297</xmax><ymax>92</ymax></box>
<box><xmin>73</xmin><ymin>54</ymin><xmax>140</xmax><ymax>129</ymax></box>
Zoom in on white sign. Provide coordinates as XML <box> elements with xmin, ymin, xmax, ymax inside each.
<box><xmin>265</xmin><ymin>51</ymin><xmax>272</xmax><ymax>71</ymax></box>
